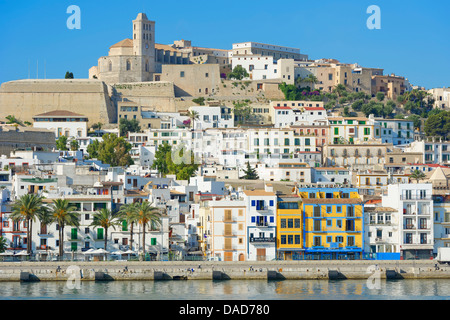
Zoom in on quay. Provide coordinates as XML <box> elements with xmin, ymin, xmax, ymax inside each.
<box><xmin>1</xmin><ymin>260</ymin><xmax>449</xmax><ymax>282</ymax></box>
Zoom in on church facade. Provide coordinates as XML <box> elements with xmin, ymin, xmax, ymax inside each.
<box><xmin>89</xmin><ymin>13</ymin><xmax>190</xmax><ymax>84</ymax></box>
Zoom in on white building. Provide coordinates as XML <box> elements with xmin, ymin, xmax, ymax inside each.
<box><xmin>312</xmin><ymin>167</ymin><xmax>352</xmax><ymax>185</ymax></box>
<box><xmin>256</xmin><ymin>162</ymin><xmax>312</xmax><ymax>183</ymax></box>
<box><xmin>374</xmin><ymin>118</ymin><xmax>415</xmax><ymax>146</ymax></box>
<box><xmin>364</xmin><ymin>204</ymin><xmax>400</xmax><ymax>259</ymax></box>
<box><xmin>269</xmin><ymin>101</ymin><xmax>327</xmax><ymax>128</ymax></box>
<box><xmin>33</xmin><ymin>110</ymin><xmax>88</xmax><ymax>139</ymax></box>
<box><xmin>381</xmin><ymin>183</ymin><xmax>434</xmax><ymax>260</ymax></box>
<box><xmin>189</xmin><ymin>106</ymin><xmax>234</xmax><ymax>130</ymax></box>
<box><xmin>405</xmin><ymin>139</ymin><xmax>450</xmax><ymax>165</ymax></box>
<box><xmin>242</xmin><ymin>187</ymin><xmax>277</xmax><ymax>261</ymax></box>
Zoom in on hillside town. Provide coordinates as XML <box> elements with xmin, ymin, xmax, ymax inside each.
<box><xmin>1</xmin><ymin>12</ymin><xmax>450</xmax><ymax>263</ymax></box>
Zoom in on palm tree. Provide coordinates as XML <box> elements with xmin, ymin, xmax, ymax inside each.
<box><xmin>135</xmin><ymin>201</ymin><xmax>162</xmax><ymax>259</ymax></box>
<box><xmin>37</xmin><ymin>205</ymin><xmax>52</xmax><ymax>256</ymax></box>
<box><xmin>49</xmin><ymin>199</ymin><xmax>79</xmax><ymax>260</ymax></box>
<box><xmin>188</xmin><ymin>110</ymin><xmax>199</xmax><ymax>130</ymax></box>
<box><xmin>5</xmin><ymin>115</ymin><xmax>23</xmax><ymax>126</ymax></box>
<box><xmin>118</xmin><ymin>203</ymin><xmax>139</xmax><ymax>251</ymax></box>
<box><xmin>304</xmin><ymin>74</ymin><xmax>318</xmax><ymax>89</ymax></box>
<box><xmin>11</xmin><ymin>194</ymin><xmax>46</xmax><ymax>255</ymax></box>
<box><xmin>410</xmin><ymin>169</ymin><xmax>426</xmax><ymax>183</ymax></box>
<box><xmin>90</xmin><ymin>208</ymin><xmax>122</xmax><ymax>259</ymax></box>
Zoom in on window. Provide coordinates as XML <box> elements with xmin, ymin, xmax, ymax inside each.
<box><xmin>288</xmin><ymin>235</ymin><xmax>293</xmax><ymax>245</ymax></box>
<box><xmin>280</xmin><ymin>219</ymin><xmax>286</xmax><ymax>229</ymax></box>
<box><xmin>281</xmin><ymin>235</ymin><xmax>286</xmax><ymax>245</ymax></box>
<box><xmin>287</xmin><ymin>219</ymin><xmax>293</xmax><ymax>228</ymax></box>
<box><xmin>313</xmin><ymin>219</ymin><xmax>321</xmax><ymax>231</ymax></box>
<box><xmin>313</xmin><ymin>236</ymin><xmax>321</xmax><ymax>246</ymax></box>
<box><xmin>180</xmin><ymin>71</ymin><xmax>185</xmax><ymax>77</ymax></box>
<box><xmin>347</xmin><ymin>236</ymin><xmax>355</xmax><ymax>247</ymax></box>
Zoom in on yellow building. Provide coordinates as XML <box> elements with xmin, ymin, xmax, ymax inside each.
<box><xmin>298</xmin><ymin>187</ymin><xmax>365</xmax><ymax>260</ymax></box>
<box><xmin>276</xmin><ymin>195</ymin><xmax>303</xmax><ymax>260</ymax></box>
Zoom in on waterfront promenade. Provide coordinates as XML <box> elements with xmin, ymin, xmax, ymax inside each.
<box><xmin>0</xmin><ymin>260</ymin><xmax>449</xmax><ymax>282</ymax></box>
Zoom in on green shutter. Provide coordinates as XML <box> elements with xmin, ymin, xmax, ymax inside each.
<box><xmin>97</xmin><ymin>228</ymin><xmax>104</xmax><ymax>240</ymax></box>
<box><xmin>334</xmin><ymin>128</ymin><xmax>339</xmax><ymax>135</ymax></box>
<box><xmin>151</xmin><ymin>238</ymin><xmax>157</xmax><ymax>245</ymax></box>
<box><xmin>71</xmin><ymin>242</ymin><xmax>77</xmax><ymax>251</ymax></box>
<box><xmin>71</xmin><ymin>228</ymin><xmax>77</xmax><ymax>240</ymax></box>
<box><xmin>122</xmin><ymin>220</ymin><xmax>128</xmax><ymax>232</ymax></box>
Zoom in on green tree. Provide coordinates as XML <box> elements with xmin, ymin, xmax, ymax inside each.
<box><xmin>86</xmin><ymin>139</ymin><xmax>100</xmax><ymax>159</ymax></box>
<box><xmin>56</xmin><ymin>135</ymin><xmax>68</xmax><ymax>151</ymax></box>
<box><xmin>152</xmin><ymin>142</ymin><xmax>172</xmax><ymax>176</ymax></box>
<box><xmin>0</xmin><ymin>237</ymin><xmax>7</xmax><ymax>253</ymax></box>
<box><xmin>119</xmin><ymin>118</ymin><xmax>141</xmax><ymax>137</ymax></box>
<box><xmin>424</xmin><ymin>110</ymin><xmax>450</xmax><ymax>139</ymax></box>
<box><xmin>192</xmin><ymin>97</ymin><xmax>205</xmax><ymax>106</ymax></box>
<box><xmin>410</xmin><ymin>169</ymin><xmax>426</xmax><ymax>183</ymax></box>
<box><xmin>91</xmin><ymin>208</ymin><xmax>122</xmax><ymax>258</ymax></box>
<box><xmin>49</xmin><ymin>199</ymin><xmax>79</xmax><ymax>259</ymax></box>
<box><xmin>241</xmin><ymin>161</ymin><xmax>259</xmax><ymax>180</ymax></box>
<box><xmin>65</xmin><ymin>71</ymin><xmax>74</xmax><ymax>79</ymax></box>
<box><xmin>96</xmin><ymin>133</ymin><xmax>134</xmax><ymax>167</ymax></box>
<box><xmin>376</xmin><ymin>92</ymin><xmax>385</xmax><ymax>102</ymax></box>
<box><xmin>151</xmin><ymin>142</ymin><xmax>198</xmax><ymax>180</ymax></box>
<box><xmin>70</xmin><ymin>139</ymin><xmax>79</xmax><ymax>151</ymax></box>
<box><xmin>134</xmin><ymin>201</ymin><xmax>162</xmax><ymax>258</ymax></box>
<box><xmin>407</xmin><ymin>114</ymin><xmax>421</xmax><ymax>130</ymax></box>
<box><xmin>232</xmin><ymin>101</ymin><xmax>252</xmax><ymax>125</ymax></box>
<box><xmin>343</xmin><ymin>106</ymin><xmax>350</xmax><ymax>117</ymax></box>
<box><xmin>227</xmin><ymin>65</ymin><xmax>249</xmax><ymax>80</ymax></box>
<box><xmin>11</xmin><ymin>194</ymin><xmax>47</xmax><ymax>254</ymax></box>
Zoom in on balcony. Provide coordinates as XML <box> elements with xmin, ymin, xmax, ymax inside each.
<box><xmin>223</xmin><ymin>216</ymin><xmax>237</xmax><ymax>223</ymax></box>
<box><xmin>255</xmin><ymin>206</ymin><xmax>269</xmax><ymax>212</ymax></box>
<box><xmin>222</xmin><ymin>245</ymin><xmax>238</xmax><ymax>251</ymax></box>
<box><xmin>404</xmin><ymin>224</ymin><xmax>415</xmax><ymax>230</ymax></box>
<box><xmin>400</xmin><ymin>195</ymin><xmax>432</xmax><ymax>201</ymax></box>
<box><xmin>223</xmin><ymin>231</ymin><xmax>237</xmax><ymax>237</ymax></box>
<box><xmin>249</xmin><ymin>237</ymin><xmax>275</xmax><ymax>243</ymax></box>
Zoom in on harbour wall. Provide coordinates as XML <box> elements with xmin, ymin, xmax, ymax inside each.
<box><xmin>1</xmin><ymin>260</ymin><xmax>449</xmax><ymax>282</ymax></box>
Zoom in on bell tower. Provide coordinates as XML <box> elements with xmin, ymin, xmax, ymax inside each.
<box><xmin>132</xmin><ymin>13</ymin><xmax>155</xmax><ymax>78</ymax></box>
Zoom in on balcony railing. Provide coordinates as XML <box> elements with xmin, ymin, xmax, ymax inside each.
<box><xmin>400</xmin><ymin>195</ymin><xmax>432</xmax><ymax>200</ymax></box>
<box><xmin>250</xmin><ymin>237</ymin><xmax>275</xmax><ymax>243</ymax></box>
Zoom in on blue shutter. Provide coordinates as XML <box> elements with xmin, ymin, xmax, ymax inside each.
<box><xmin>251</xmin><ymin>216</ymin><xmax>255</xmax><ymax>223</ymax></box>
<box><xmin>270</xmin><ymin>216</ymin><xmax>274</xmax><ymax>223</ymax></box>
<box><xmin>251</xmin><ymin>200</ymin><xmax>256</xmax><ymax>207</ymax></box>
<box><xmin>269</xmin><ymin>200</ymin><xmax>274</xmax><ymax>207</ymax></box>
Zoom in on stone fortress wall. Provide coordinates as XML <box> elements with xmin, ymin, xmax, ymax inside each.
<box><xmin>0</xmin><ymin>79</ymin><xmax>116</xmax><ymax>125</ymax></box>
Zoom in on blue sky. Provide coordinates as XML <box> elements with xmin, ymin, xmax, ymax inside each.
<box><xmin>0</xmin><ymin>0</ymin><xmax>449</xmax><ymax>89</ymax></box>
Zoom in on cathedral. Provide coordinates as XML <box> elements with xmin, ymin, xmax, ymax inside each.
<box><xmin>89</xmin><ymin>13</ymin><xmax>190</xmax><ymax>84</ymax></box>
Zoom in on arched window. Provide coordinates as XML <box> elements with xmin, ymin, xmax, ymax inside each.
<box><xmin>108</xmin><ymin>61</ymin><xmax>112</xmax><ymax>72</ymax></box>
<box><xmin>126</xmin><ymin>60</ymin><xmax>131</xmax><ymax>71</ymax></box>
<box><xmin>145</xmin><ymin>61</ymin><xmax>149</xmax><ymax>72</ymax></box>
